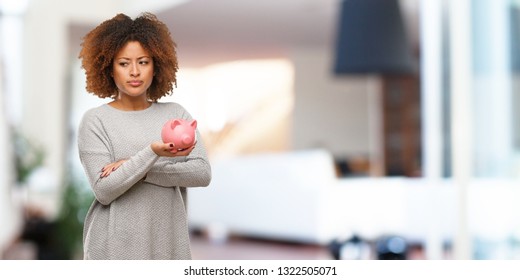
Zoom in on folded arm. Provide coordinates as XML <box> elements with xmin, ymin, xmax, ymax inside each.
<box><xmin>79</xmin><ymin>146</ymin><xmax>159</xmax><ymax>205</ymax></box>
<box><xmin>143</xmin><ymin>155</ymin><xmax>212</xmax><ymax>188</ymax></box>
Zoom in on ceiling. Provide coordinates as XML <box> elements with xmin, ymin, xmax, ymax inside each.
<box><xmin>157</xmin><ymin>0</ymin><xmax>419</xmax><ymax>67</ymax></box>
<box><xmin>156</xmin><ymin>0</ymin><xmax>339</xmax><ymax>67</ymax></box>
<box><xmin>70</xmin><ymin>0</ymin><xmax>419</xmax><ymax>68</ymax></box>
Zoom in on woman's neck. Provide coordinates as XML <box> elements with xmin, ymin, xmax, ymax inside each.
<box><xmin>109</xmin><ymin>96</ymin><xmax>151</xmax><ymax>111</ymax></box>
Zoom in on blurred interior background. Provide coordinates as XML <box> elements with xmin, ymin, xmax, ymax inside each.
<box><xmin>1</xmin><ymin>0</ymin><xmax>520</xmax><ymax>260</ymax></box>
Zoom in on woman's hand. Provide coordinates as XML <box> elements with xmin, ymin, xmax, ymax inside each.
<box><xmin>151</xmin><ymin>141</ymin><xmax>196</xmax><ymax>157</ymax></box>
<box><xmin>100</xmin><ymin>159</ymin><xmax>128</xmax><ymax>178</ymax></box>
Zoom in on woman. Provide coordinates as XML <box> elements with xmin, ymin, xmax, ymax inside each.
<box><xmin>77</xmin><ymin>12</ymin><xmax>211</xmax><ymax>260</ymax></box>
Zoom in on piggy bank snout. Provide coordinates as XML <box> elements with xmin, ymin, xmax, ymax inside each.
<box><xmin>181</xmin><ymin>135</ymin><xmax>193</xmax><ymax>145</ymax></box>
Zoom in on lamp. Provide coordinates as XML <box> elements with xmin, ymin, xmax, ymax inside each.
<box><xmin>333</xmin><ymin>0</ymin><xmax>416</xmax><ymax>177</ymax></box>
<box><xmin>333</xmin><ymin>0</ymin><xmax>415</xmax><ymax>74</ymax></box>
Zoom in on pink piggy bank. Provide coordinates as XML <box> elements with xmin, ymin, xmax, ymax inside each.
<box><xmin>161</xmin><ymin>119</ymin><xmax>197</xmax><ymax>150</ymax></box>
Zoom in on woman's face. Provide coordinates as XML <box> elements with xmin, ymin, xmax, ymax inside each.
<box><xmin>112</xmin><ymin>41</ymin><xmax>154</xmax><ymax>99</ymax></box>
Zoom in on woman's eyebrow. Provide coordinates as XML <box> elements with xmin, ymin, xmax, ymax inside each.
<box><xmin>116</xmin><ymin>56</ymin><xmax>150</xmax><ymax>60</ymax></box>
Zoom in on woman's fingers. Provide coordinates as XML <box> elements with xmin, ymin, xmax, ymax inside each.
<box><xmin>170</xmin><ymin>142</ymin><xmax>196</xmax><ymax>156</ymax></box>
<box><xmin>152</xmin><ymin>141</ymin><xmax>196</xmax><ymax>157</ymax></box>
<box><xmin>101</xmin><ymin>167</ymin><xmax>111</xmax><ymax>178</ymax></box>
<box><xmin>100</xmin><ymin>159</ymin><xmax>127</xmax><ymax>178</ymax></box>
<box><xmin>101</xmin><ymin>164</ymin><xmax>114</xmax><ymax>177</ymax></box>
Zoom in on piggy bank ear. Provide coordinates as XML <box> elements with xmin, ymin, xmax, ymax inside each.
<box><xmin>171</xmin><ymin>119</ymin><xmax>182</xmax><ymax>129</ymax></box>
<box><xmin>190</xmin><ymin>120</ymin><xmax>198</xmax><ymax>129</ymax></box>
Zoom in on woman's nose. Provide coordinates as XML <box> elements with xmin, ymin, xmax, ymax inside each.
<box><xmin>130</xmin><ymin>63</ymin><xmax>140</xmax><ymax>76</ymax></box>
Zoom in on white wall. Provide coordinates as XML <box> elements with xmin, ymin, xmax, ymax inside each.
<box><xmin>290</xmin><ymin>48</ymin><xmax>370</xmax><ymax>159</ymax></box>
<box><xmin>0</xmin><ymin>53</ymin><xmax>21</xmax><ymax>256</ymax></box>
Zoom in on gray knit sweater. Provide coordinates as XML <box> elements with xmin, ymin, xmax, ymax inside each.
<box><xmin>77</xmin><ymin>102</ymin><xmax>211</xmax><ymax>260</ymax></box>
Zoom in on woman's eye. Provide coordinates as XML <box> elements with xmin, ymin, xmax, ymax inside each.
<box><xmin>119</xmin><ymin>62</ymin><xmax>128</xmax><ymax>67</ymax></box>
<box><xmin>139</xmin><ymin>61</ymin><xmax>149</xmax><ymax>65</ymax></box>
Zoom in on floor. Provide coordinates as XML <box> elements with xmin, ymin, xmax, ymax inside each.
<box><xmin>190</xmin><ymin>233</ymin><xmax>333</xmax><ymax>260</ymax></box>
<box><xmin>189</xmin><ymin>231</ymin><xmax>428</xmax><ymax>260</ymax></box>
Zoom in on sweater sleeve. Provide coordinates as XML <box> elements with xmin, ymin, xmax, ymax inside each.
<box><xmin>78</xmin><ymin>112</ymin><xmax>160</xmax><ymax>205</ymax></box>
<box><xmin>143</xmin><ymin>130</ymin><xmax>212</xmax><ymax>188</ymax></box>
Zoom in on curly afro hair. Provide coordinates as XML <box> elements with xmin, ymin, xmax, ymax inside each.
<box><xmin>78</xmin><ymin>12</ymin><xmax>179</xmax><ymax>101</ymax></box>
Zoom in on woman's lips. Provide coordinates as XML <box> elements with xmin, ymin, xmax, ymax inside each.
<box><xmin>128</xmin><ymin>80</ymin><xmax>143</xmax><ymax>87</ymax></box>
